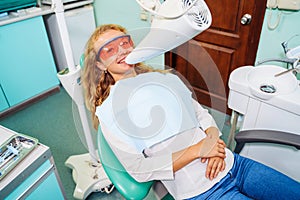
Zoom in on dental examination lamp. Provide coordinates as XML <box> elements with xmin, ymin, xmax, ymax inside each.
<box><xmin>125</xmin><ymin>0</ymin><xmax>212</xmax><ymax>64</ymax></box>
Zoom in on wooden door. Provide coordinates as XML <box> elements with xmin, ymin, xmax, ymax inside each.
<box><xmin>166</xmin><ymin>0</ymin><xmax>267</xmax><ymax>114</ymax></box>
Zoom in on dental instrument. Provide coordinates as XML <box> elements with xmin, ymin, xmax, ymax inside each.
<box><xmin>274</xmin><ymin>64</ymin><xmax>300</xmax><ymax>77</ymax></box>
<box><xmin>0</xmin><ymin>128</ymin><xmax>38</xmax><ymax>181</ymax></box>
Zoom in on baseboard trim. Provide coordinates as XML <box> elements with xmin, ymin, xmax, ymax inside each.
<box><xmin>0</xmin><ymin>86</ymin><xmax>60</xmax><ymax>119</ymax></box>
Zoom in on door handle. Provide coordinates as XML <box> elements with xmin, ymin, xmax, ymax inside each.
<box><xmin>241</xmin><ymin>14</ymin><xmax>252</xmax><ymax>25</ymax></box>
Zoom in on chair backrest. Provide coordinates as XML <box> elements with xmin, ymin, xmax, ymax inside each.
<box><xmin>97</xmin><ymin>126</ymin><xmax>154</xmax><ymax>200</ymax></box>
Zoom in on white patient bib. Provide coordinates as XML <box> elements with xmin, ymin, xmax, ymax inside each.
<box><xmin>96</xmin><ymin>72</ymin><xmax>199</xmax><ymax>152</ymax></box>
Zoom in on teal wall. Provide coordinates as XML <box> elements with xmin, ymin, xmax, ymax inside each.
<box><xmin>93</xmin><ymin>0</ymin><xmax>149</xmax><ymax>30</ymax></box>
<box><xmin>93</xmin><ymin>0</ymin><xmax>164</xmax><ymax>68</ymax></box>
<box><xmin>255</xmin><ymin>8</ymin><xmax>300</xmax><ymax>69</ymax></box>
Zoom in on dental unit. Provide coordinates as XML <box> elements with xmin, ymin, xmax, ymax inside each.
<box><xmin>227</xmin><ymin>35</ymin><xmax>300</xmax><ymax>181</ymax></box>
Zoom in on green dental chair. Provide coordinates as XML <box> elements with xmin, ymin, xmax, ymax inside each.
<box><xmin>97</xmin><ymin>126</ymin><xmax>154</xmax><ymax>200</ymax></box>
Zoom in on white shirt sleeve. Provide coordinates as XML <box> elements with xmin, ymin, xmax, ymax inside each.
<box><xmin>100</xmin><ymin>122</ymin><xmax>174</xmax><ymax>182</ymax></box>
<box><xmin>192</xmin><ymin>99</ymin><xmax>220</xmax><ymax>133</ymax></box>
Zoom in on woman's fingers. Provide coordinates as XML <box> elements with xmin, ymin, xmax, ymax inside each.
<box><xmin>198</xmin><ymin>138</ymin><xmax>227</xmax><ymax>158</ymax></box>
<box><xmin>218</xmin><ymin>139</ymin><xmax>226</xmax><ymax>148</ymax></box>
<box><xmin>205</xmin><ymin>157</ymin><xmax>226</xmax><ymax>180</ymax></box>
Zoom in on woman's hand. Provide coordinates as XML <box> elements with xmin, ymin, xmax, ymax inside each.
<box><xmin>201</xmin><ymin>156</ymin><xmax>226</xmax><ymax>180</ymax></box>
<box><xmin>172</xmin><ymin>138</ymin><xmax>226</xmax><ymax>172</ymax></box>
<box><xmin>197</xmin><ymin>138</ymin><xmax>226</xmax><ymax>159</ymax></box>
<box><xmin>172</xmin><ymin>129</ymin><xmax>226</xmax><ymax>172</ymax></box>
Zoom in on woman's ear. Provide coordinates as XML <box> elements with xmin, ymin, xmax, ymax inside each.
<box><xmin>96</xmin><ymin>61</ymin><xmax>107</xmax><ymax>71</ymax></box>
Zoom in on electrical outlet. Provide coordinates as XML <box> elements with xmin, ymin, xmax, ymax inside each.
<box><xmin>140</xmin><ymin>11</ymin><xmax>148</xmax><ymax>21</ymax></box>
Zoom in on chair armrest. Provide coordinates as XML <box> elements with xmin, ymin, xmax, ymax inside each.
<box><xmin>234</xmin><ymin>130</ymin><xmax>300</xmax><ymax>154</ymax></box>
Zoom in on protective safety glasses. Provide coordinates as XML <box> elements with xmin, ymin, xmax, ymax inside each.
<box><xmin>96</xmin><ymin>35</ymin><xmax>134</xmax><ymax>62</ymax></box>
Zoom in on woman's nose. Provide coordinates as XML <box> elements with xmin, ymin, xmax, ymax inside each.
<box><xmin>118</xmin><ymin>46</ymin><xmax>133</xmax><ymax>55</ymax></box>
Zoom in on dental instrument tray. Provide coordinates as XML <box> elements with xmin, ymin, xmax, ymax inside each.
<box><xmin>0</xmin><ymin>130</ymin><xmax>38</xmax><ymax>180</ymax></box>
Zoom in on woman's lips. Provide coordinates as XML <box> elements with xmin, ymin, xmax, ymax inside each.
<box><xmin>117</xmin><ymin>57</ymin><xmax>126</xmax><ymax>64</ymax></box>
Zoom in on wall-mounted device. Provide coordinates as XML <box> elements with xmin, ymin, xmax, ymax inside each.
<box><xmin>267</xmin><ymin>0</ymin><xmax>300</xmax><ymax>10</ymax></box>
<box><xmin>266</xmin><ymin>0</ymin><xmax>300</xmax><ymax>30</ymax></box>
<box><xmin>277</xmin><ymin>0</ymin><xmax>300</xmax><ymax>10</ymax></box>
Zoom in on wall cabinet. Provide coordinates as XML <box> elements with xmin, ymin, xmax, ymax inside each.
<box><xmin>0</xmin><ymin>16</ymin><xmax>59</xmax><ymax>112</ymax></box>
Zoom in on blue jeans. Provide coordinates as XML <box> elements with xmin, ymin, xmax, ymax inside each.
<box><xmin>187</xmin><ymin>154</ymin><xmax>300</xmax><ymax>200</ymax></box>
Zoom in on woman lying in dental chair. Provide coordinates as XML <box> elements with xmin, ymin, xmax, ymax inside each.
<box><xmin>82</xmin><ymin>24</ymin><xmax>300</xmax><ymax>200</ymax></box>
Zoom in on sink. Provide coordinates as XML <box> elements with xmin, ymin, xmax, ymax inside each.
<box><xmin>247</xmin><ymin>65</ymin><xmax>298</xmax><ymax>100</ymax></box>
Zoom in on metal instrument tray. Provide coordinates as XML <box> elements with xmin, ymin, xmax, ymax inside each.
<box><xmin>0</xmin><ymin>133</ymin><xmax>38</xmax><ymax>180</ymax></box>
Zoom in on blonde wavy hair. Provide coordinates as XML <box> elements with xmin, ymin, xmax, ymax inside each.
<box><xmin>81</xmin><ymin>24</ymin><xmax>170</xmax><ymax>129</ymax></box>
